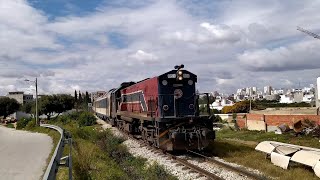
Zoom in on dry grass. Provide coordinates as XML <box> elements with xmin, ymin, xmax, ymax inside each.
<box><xmin>52</xmin><ymin>118</ymin><xmax>177</xmax><ymax>180</ymax></box>
<box><xmin>205</xmin><ymin>129</ymin><xmax>320</xmax><ymax>180</ymax></box>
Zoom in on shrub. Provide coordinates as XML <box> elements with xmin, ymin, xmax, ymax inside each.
<box><xmin>16</xmin><ymin>117</ymin><xmax>33</xmax><ymax>129</ymax></box>
<box><xmin>96</xmin><ymin>129</ymin><xmax>125</xmax><ymax>154</ymax></box>
<box><xmin>78</xmin><ymin>112</ymin><xmax>96</xmax><ymax>126</ymax></box>
<box><xmin>6</xmin><ymin>123</ymin><xmax>14</xmax><ymax>128</ymax></box>
<box><xmin>73</xmin><ymin>140</ymin><xmax>98</xmax><ymax>180</ymax></box>
<box><xmin>73</xmin><ymin>126</ymin><xmax>98</xmax><ymax>140</ymax></box>
<box><xmin>67</xmin><ymin>111</ymin><xmax>80</xmax><ymax>120</ymax></box>
<box><xmin>57</xmin><ymin>115</ymin><xmax>69</xmax><ymax>124</ymax></box>
<box><xmin>25</xmin><ymin>119</ymin><xmax>36</xmax><ymax>129</ymax></box>
<box><xmin>144</xmin><ymin>162</ymin><xmax>176</xmax><ymax>180</ymax></box>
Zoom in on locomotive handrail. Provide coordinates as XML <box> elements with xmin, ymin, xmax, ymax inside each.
<box><xmin>40</xmin><ymin>124</ymin><xmax>72</xmax><ymax>180</ymax></box>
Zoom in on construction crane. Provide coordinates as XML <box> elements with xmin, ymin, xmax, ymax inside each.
<box><xmin>297</xmin><ymin>26</ymin><xmax>320</xmax><ymax>39</ymax></box>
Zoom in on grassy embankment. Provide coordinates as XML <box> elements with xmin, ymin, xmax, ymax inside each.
<box><xmin>206</xmin><ymin>128</ymin><xmax>320</xmax><ymax>180</ymax></box>
<box><xmin>19</xmin><ymin>112</ymin><xmax>177</xmax><ymax>180</ymax></box>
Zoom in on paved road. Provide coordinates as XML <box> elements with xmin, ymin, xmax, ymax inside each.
<box><xmin>0</xmin><ymin>126</ymin><xmax>53</xmax><ymax>180</ymax></box>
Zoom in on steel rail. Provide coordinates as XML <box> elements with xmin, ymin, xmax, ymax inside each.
<box><xmin>166</xmin><ymin>152</ymin><xmax>224</xmax><ymax>180</ymax></box>
<box><xmin>40</xmin><ymin>124</ymin><xmax>72</xmax><ymax>180</ymax></box>
<box><xmin>187</xmin><ymin>149</ymin><xmax>267</xmax><ymax>180</ymax></box>
<box><xmin>122</xmin><ymin>133</ymin><xmax>223</xmax><ymax>180</ymax></box>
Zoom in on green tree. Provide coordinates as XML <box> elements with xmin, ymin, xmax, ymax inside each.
<box><xmin>74</xmin><ymin>90</ymin><xmax>78</xmax><ymax>102</ymax></box>
<box><xmin>0</xmin><ymin>97</ymin><xmax>20</xmax><ymax>118</ymax></box>
<box><xmin>20</xmin><ymin>102</ymin><xmax>33</xmax><ymax>114</ymax></box>
<box><xmin>38</xmin><ymin>95</ymin><xmax>54</xmax><ymax>120</ymax></box>
<box><xmin>38</xmin><ymin>94</ymin><xmax>75</xmax><ymax>120</ymax></box>
<box><xmin>85</xmin><ymin>91</ymin><xmax>91</xmax><ymax>103</ymax></box>
<box><xmin>78</xmin><ymin>111</ymin><xmax>96</xmax><ymax>126</ymax></box>
<box><xmin>54</xmin><ymin>94</ymin><xmax>75</xmax><ymax>116</ymax></box>
<box><xmin>79</xmin><ymin>91</ymin><xmax>83</xmax><ymax>103</ymax></box>
<box><xmin>221</xmin><ymin>100</ymin><xmax>255</xmax><ymax>114</ymax></box>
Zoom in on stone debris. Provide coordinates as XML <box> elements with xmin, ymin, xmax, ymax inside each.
<box><xmin>293</xmin><ymin>119</ymin><xmax>320</xmax><ymax>137</ymax></box>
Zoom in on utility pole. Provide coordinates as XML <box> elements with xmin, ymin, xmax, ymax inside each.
<box><xmin>25</xmin><ymin>78</ymin><xmax>39</xmax><ymax>126</ymax></box>
<box><xmin>35</xmin><ymin>78</ymin><xmax>38</xmax><ymax>125</ymax></box>
<box><xmin>249</xmin><ymin>96</ymin><xmax>252</xmax><ymax>113</ymax></box>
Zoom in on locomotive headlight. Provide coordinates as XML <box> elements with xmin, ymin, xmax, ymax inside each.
<box><xmin>178</xmin><ymin>70</ymin><xmax>183</xmax><ymax>75</ymax></box>
<box><xmin>163</xmin><ymin>105</ymin><xmax>169</xmax><ymax>111</ymax></box>
<box><xmin>178</xmin><ymin>76</ymin><xmax>183</xmax><ymax>81</ymax></box>
<box><xmin>162</xmin><ymin>80</ymin><xmax>168</xmax><ymax>86</ymax></box>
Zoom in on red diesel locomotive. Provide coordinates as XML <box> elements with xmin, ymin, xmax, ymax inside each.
<box><xmin>93</xmin><ymin>65</ymin><xmax>215</xmax><ymax>151</ymax></box>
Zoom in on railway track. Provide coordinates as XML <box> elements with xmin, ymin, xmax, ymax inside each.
<box><xmin>165</xmin><ymin>152</ymin><xmax>223</xmax><ymax>180</ymax></box>
<box><xmin>97</xmin><ymin>119</ymin><xmax>265</xmax><ymax>180</ymax></box>
<box><xmin>127</xmin><ymin>134</ymin><xmax>223</xmax><ymax>180</ymax></box>
<box><xmin>186</xmin><ymin>150</ymin><xmax>267</xmax><ymax>180</ymax></box>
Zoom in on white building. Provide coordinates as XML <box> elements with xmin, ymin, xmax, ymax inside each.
<box><xmin>303</xmin><ymin>87</ymin><xmax>312</xmax><ymax>93</ymax></box>
<box><xmin>236</xmin><ymin>88</ymin><xmax>243</xmax><ymax>94</ymax></box>
<box><xmin>210</xmin><ymin>98</ymin><xmax>234</xmax><ymax>110</ymax></box>
<box><xmin>245</xmin><ymin>87</ymin><xmax>257</xmax><ymax>96</ymax></box>
<box><xmin>264</xmin><ymin>86</ymin><xmax>272</xmax><ymax>95</ymax></box>
<box><xmin>91</xmin><ymin>91</ymin><xmax>106</xmax><ymax>102</ymax></box>
<box><xmin>293</xmin><ymin>92</ymin><xmax>303</xmax><ymax>103</ymax></box>
<box><xmin>272</xmin><ymin>89</ymin><xmax>284</xmax><ymax>95</ymax></box>
<box><xmin>302</xmin><ymin>94</ymin><xmax>314</xmax><ymax>103</ymax></box>
<box><xmin>316</xmin><ymin>78</ymin><xmax>320</xmax><ymax>107</ymax></box>
<box><xmin>252</xmin><ymin>87</ymin><xmax>257</xmax><ymax>94</ymax></box>
<box><xmin>6</xmin><ymin>91</ymin><xmax>33</xmax><ymax>104</ymax></box>
<box><xmin>280</xmin><ymin>95</ymin><xmax>293</xmax><ymax>103</ymax></box>
<box><xmin>310</xmin><ymin>84</ymin><xmax>315</xmax><ymax>89</ymax></box>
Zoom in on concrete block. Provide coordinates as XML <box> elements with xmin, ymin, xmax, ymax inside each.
<box><xmin>267</xmin><ymin>126</ymin><xmax>280</xmax><ymax>132</ymax></box>
<box><xmin>247</xmin><ymin>120</ymin><xmax>266</xmax><ymax>131</ymax></box>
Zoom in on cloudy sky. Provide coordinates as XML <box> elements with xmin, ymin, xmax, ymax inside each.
<box><xmin>1</xmin><ymin>0</ymin><xmax>320</xmax><ymax>96</ymax></box>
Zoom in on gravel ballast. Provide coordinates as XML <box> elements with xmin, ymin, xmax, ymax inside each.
<box><xmin>97</xmin><ymin>119</ymin><xmax>257</xmax><ymax>180</ymax></box>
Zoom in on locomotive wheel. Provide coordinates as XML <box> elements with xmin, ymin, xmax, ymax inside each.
<box><xmin>142</xmin><ymin>130</ymin><xmax>147</xmax><ymax>142</ymax></box>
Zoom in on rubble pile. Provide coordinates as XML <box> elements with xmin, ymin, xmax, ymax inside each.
<box><xmin>293</xmin><ymin>119</ymin><xmax>320</xmax><ymax>137</ymax></box>
<box><xmin>274</xmin><ymin>119</ymin><xmax>320</xmax><ymax>137</ymax></box>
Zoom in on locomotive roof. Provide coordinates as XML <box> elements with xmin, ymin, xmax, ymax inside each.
<box><xmin>158</xmin><ymin>69</ymin><xmax>197</xmax><ymax>81</ymax></box>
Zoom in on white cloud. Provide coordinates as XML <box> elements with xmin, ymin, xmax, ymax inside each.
<box><xmin>162</xmin><ymin>22</ymin><xmax>243</xmax><ymax>45</ymax></box>
<box><xmin>238</xmin><ymin>39</ymin><xmax>320</xmax><ymax>71</ymax></box>
<box><xmin>200</xmin><ymin>22</ymin><xmax>241</xmax><ymax>42</ymax></box>
<box><xmin>216</xmin><ymin>78</ymin><xmax>234</xmax><ymax>86</ymax></box>
<box><xmin>0</xmin><ymin>0</ymin><xmax>61</xmax><ymax>66</ymax></box>
<box><xmin>129</xmin><ymin>50</ymin><xmax>158</xmax><ymax>64</ymax></box>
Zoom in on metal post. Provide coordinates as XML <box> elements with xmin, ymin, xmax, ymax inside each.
<box><xmin>206</xmin><ymin>93</ymin><xmax>211</xmax><ymax>116</ymax></box>
<box><xmin>249</xmin><ymin>97</ymin><xmax>251</xmax><ymax>113</ymax></box>
<box><xmin>35</xmin><ymin>78</ymin><xmax>38</xmax><ymax>125</ymax></box>
<box><xmin>69</xmin><ymin>138</ymin><xmax>72</xmax><ymax>180</ymax></box>
<box><xmin>174</xmin><ymin>95</ymin><xmax>176</xmax><ymax>117</ymax></box>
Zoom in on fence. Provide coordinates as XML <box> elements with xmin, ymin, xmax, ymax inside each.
<box><xmin>40</xmin><ymin>124</ymin><xmax>72</xmax><ymax>180</ymax></box>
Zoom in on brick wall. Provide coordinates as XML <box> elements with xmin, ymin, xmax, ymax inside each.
<box><xmin>264</xmin><ymin>115</ymin><xmax>320</xmax><ymax>127</ymax></box>
<box><xmin>247</xmin><ymin>114</ymin><xmax>264</xmax><ymax>121</ymax></box>
<box><xmin>237</xmin><ymin>113</ymin><xmax>320</xmax><ymax>129</ymax></box>
<box><xmin>236</xmin><ymin>114</ymin><xmax>247</xmax><ymax>129</ymax></box>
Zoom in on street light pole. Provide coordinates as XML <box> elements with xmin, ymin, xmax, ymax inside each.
<box><xmin>25</xmin><ymin>78</ymin><xmax>39</xmax><ymax>126</ymax></box>
<box><xmin>249</xmin><ymin>96</ymin><xmax>252</xmax><ymax>113</ymax></box>
<box><xmin>35</xmin><ymin>78</ymin><xmax>38</xmax><ymax>125</ymax></box>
